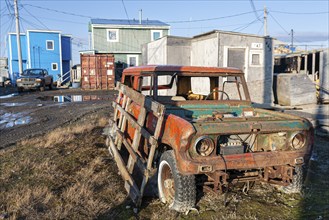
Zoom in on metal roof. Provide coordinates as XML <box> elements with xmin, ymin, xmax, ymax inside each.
<box><xmin>90</xmin><ymin>19</ymin><xmax>169</xmax><ymax>27</ymax></box>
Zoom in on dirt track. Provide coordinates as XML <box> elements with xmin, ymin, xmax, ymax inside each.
<box><xmin>0</xmin><ymin>87</ymin><xmax>115</xmax><ymax>149</ymax></box>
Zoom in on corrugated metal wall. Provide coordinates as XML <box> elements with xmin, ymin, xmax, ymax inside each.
<box><xmin>81</xmin><ymin>54</ymin><xmax>115</xmax><ymax>90</ymax></box>
<box><xmin>93</xmin><ymin>28</ymin><xmax>169</xmax><ymax>52</ymax></box>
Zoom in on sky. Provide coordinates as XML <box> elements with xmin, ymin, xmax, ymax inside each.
<box><xmin>0</xmin><ymin>0</ymin><xmax>328</xmax><ymax>64</ymax></box>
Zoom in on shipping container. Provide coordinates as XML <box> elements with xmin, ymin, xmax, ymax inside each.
<box><xmin>81</xmin><ymin>53</ymin><xmax>115</xmax><ymax>90</ymax></box>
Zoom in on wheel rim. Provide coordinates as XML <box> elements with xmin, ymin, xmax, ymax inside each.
<box><xmin>159</xmin><ymin>161</ymin><xmax>175</xmax><ymax>203</ymax></box>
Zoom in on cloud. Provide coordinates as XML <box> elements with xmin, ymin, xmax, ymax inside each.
<box><xmin>273</xmin><ymin>31</ymin><xmax>329</xmax><ymax>43</ymax></box>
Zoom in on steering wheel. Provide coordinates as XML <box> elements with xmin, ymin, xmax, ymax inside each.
<box><xmin>205</xmin><ymin>89</ymin><xmax>230</xmax><ymax>100</ymax></box>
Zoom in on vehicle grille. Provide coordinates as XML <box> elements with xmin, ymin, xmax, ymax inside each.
<box><xmin>21</xmin><ymin>78</ymin><xmax>35</xmax><ymax>82</ymax></box>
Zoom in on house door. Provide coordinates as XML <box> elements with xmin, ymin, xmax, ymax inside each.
<box><xmin>127</xmin><ymin>55</ymin><xmax>139</xmax><ymax>67</ymax></box>
<box><xmin>227</xmin><ymin>48</ymin><xmax>246</xmax><ymax>71</ymax></box>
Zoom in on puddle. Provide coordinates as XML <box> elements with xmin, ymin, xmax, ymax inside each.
<box><xmin>37</xmin><ymin>95</ymin><xmax>111</xmax><ymax>103</ymax></box>
<box><xmin>0</xmin><ymin>93</ymin><xmax>19</xmax><ymax>99</ymax></box>
<box><xmin>0</xmin><ymin>103</ymin><xmax>27</xmax><ymax>107</ymax></box>
<box><xmin>0</xmin><ymin>112</ymin><xmax>31</xmax><ymax>129</ymax></box>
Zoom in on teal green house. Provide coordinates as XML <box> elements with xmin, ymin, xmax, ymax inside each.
<box><xmin>89</xmin><ymin>18</ymin><xmax>170</xmax><ymax>72</ymax></box>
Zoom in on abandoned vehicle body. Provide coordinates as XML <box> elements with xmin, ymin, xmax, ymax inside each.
<box><xmin>106</xmin><ymin>65</ymin><xmax>314</xmax><ymax>212</ymax></box>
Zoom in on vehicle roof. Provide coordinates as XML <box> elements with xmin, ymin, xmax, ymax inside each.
<box><xmin>123</xmin><ymin>65</ymin><xmax>244</xmax><ymax>76</ymax></box>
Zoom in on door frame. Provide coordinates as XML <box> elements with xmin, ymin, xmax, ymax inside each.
<box><xmin>127</xmin><ymin>55</ymin><xmax>139</xmax><ymax>67</ymax></box>
<box><xmin>223</xmin><ymin>46</ymin><xmax>249</xmax><ymax>81</ymax></box>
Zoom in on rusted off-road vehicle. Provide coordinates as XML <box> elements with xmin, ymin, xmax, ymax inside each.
<box><xmin>105</xmin><ymin>65</ymin><xmax>313</xmax><ymax>212</ymax></box>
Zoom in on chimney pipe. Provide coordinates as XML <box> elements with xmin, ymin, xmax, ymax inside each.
<box><xmin>139</xmin><ymin>9</ymin><xmax>142</xmax><ymax>24</ymax></box>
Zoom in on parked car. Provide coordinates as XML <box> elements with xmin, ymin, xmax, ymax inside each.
<box><xmin>16</xmin><ymin>68</ymin><xmax>53</xmax><ymax>92</ymax></box>
<box><xmin>106</xmin><ymin>65</ymin><xmax>314</xmax><ymax>212</ymax></box>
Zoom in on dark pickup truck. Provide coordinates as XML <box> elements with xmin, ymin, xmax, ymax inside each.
<box><xmin>16</xmin><ymin>68</ymin><xmax>54</xmax><ymax>92</ymax></box>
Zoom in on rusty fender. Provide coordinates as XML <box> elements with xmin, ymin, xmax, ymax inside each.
<box><xmin>160</xmin><ymin>114</ymin><xmax>196</xmax><ymax>153</ymax></box>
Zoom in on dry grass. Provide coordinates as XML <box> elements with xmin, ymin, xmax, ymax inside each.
<box><xmin>0</xmin><ymin>110</ymin><xmax>127</xmax><ymax>219</ymax></box>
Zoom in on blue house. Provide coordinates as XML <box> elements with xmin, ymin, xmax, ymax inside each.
<box><xmin>7</xmin><ymin>30</ymin><xmax>72</xmax><ymax>82</ymax></box>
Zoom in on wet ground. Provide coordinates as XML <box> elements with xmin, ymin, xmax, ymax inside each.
<box><xmin>0</xmin><ymin>87</ymin><xmax>116</xmax><ymax>149</ymax></box>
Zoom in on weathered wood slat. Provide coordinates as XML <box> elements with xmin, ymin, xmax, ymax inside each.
<box><xmin>127</xmin><ymin>107</ymin><xmax>147</xmax><ymax>173</ymax></box>
<box><xmin>116</xmin><ymin>130</ymin><xmax>146</xmax><ymax>173</ymax></box>
<box><xmin>117</xmin><ymin>82</ymin><xmax>164</xmax><ymax>117</ymax></box>
<box><xmin>108</xmin><ymin>135</ymin><xmax>141</xmax><ymax>199</ymax></box>
<box><xmin>113</xmin><ymin>102</ymin><xmax>157</xmax><ymax>145</ymax></box>
<box><xmin>111</xmin><ymin>82</ymin><xmax>166</xmax><ymax>208</ymax></box>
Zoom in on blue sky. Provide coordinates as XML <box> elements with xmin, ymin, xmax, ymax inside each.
<box><xmin>1</xmin><ymin>0</ymin><xmax>328</xmax><ymax>64</ymax></box>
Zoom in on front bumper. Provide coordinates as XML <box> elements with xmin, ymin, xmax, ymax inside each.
<box><xmin>17</xmin><ymin>82</ymin><xmax>41</xmax><ymax>89</ymax></box>
<box><xmin>176</xmin><ymin>150</ymin><xmax>312</xmax><ymax>175</ymax></box>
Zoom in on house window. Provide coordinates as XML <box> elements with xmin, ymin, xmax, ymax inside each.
<box><xmin>151</xmin><ymin>30</ymin><xmax>163</xmax><ymax>41</ymax></box>
<box><xmin>127</xmin><ymin>55</ymin><xmax>138</xmax><ymax>67</ymax></box>
<box><xmin>46</xmin><ymin>40</ymin><xmax>54</xmax><ymax>50</ymax></box>
<box><xmin>52</xmin><ymin>63</ymin><xmax>58</xmax><ymax>70</ymax></box>
<box><xmin>249</xmin><ymin>51</ymin><xmax>262</xmax><ymax>66</ymax></box>
<box><xmin>107</xmin><ymin>29</ymin><xmax>119</xmax><ymax>42</ymax></box>
<box><xmin>251</xmin><ymin>54</ymin><xmax>260</xmax><ymax>65</ymax></box>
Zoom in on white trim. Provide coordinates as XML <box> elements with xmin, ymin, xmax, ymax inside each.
<box><xmin>91</xmin><ymin>27</ymin><xmax>94</xmax><ymax>50</ymax></box>
<box><xmin>8</xmin><ymin>32</ymin><xmax>26</xmax><ymax>35</ymax></box>
<box><xmin>51</xmin><ymin>62</ymin><xmax>58</xmax><ymax>71</ymax></box>
<box><xmin>151</xmin><ymin>30</ymin><xmax>163</xmax><ymax>41</ymax></box>
<box><xmin>249</xmin><ymin>50</ymin><xmax>263</xmax><ymax>67</ymax></box>
<box><xmin>46</xmin><ymin>40</ymin><xmax>54</xmax><ymax>50</ymax></box>
<box><xmin>127</xmin><ymin>55</ymin><xmax>139</xmax><ymax>67</ymax></box>
<box><xmin>106</xmin><ymin>29</ymin><xmax>119</xmax><ymax>42</ymax></box>
<box><xmin>27</xmin><ymin>30</ymin><xmax>61</xmax><ymax>34</ymax></box>
<box><xmin>59</xmin><ymin>34</ymin><xmax>63</xmax><ymax>76</ymax></box>
<box><xmin>27</xmin><ymin>32</ymin><xmax>31</xmax><ymax>68</ymax></box>
<box><xmin>9</xmin><ymin>35</ymin><xmax>13</xmax><ymax>75</ymax></box>
<box><xmin>223</xmin><ymin>46</ymin><xmax>249</xmax><ymax>81</ymax></box>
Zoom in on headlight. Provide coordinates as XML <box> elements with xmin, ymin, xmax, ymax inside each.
<box><xmin>290</xmin><ymin>132</ymin><xmax>306</xmax><ymax>150</ymax></box>
<box><xmin>16</xmin><ymin>79</ymin><xmax>22</xmax><ymax>82</ymax></box>
<box><xmin>36</xmin><ymin>79</ymin><xmax>42</xmax><ymax>82</ymax></box>
<box><xmin>194</xmin><ymin>136</ymin><xmax>215</xmax><ymax>156</ymax></box>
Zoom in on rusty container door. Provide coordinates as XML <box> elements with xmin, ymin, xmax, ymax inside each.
<box><xmin>81</xmin><ymin>54</ymin><xmax>115</xmax><ymax>90</ymax></box>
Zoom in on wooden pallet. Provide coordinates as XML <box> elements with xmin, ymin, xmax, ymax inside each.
<box><xmin>107</xmin><ymin>82</ymin><xmax>165</xmax><ymax>207</ymax></box>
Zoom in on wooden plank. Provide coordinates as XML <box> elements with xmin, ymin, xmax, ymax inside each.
<box><xmin>108</xmin><ymin>135</ymin><xmax>141</xmax><ymax>198</ymax></box>
<box><xmin>113</xmin><ymin>102</ymin><xmax>157</xmax><ymax>145</ymax></box>
<box><xmin>117</xmin><ymin>83</ymin><xmax>165</xmax><ymax>117</ymax></box>
<box><xmin>127</xmin><ymin>107</ymin><xmax>147</xmax><ymax>173</ymax></box>
<box><xmin>138</xmin><ymin>105</ymin><xmax>166</xmax><ymax>207</ymax></box>
<box><xmin>116</xmin><ymin>130</ymin><xmax>146</xmax><ymax>173</ymax></box>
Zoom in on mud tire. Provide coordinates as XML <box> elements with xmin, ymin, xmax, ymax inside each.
<box><xmin>282</xmin><ymin>166</ymin><xmax>303</xmax><ymax>194</ymax></box>
<box><xmin>49</xmin><ymin>81</ymin><xmax>54</xmax><ymax>90</ymax></box>
<box><xmin>158</xmin><ymin>150</ymin><xmax>196</xmax><ymax>212</ymax></box>
<box><xmin>40</xmin><ymin>84</ymin><xmax>45</xmax><ymax>92</ymax></box>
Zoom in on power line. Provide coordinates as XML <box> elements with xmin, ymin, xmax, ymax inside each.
<box><xmin>268</xmin><ymin>12</ymin><xmax>290</xmax><ymax>35</ymax></box>
<box><xmin>268</xmin><ymin>12</ymin><xmax>303</xmax><ymax>44</ymax></box>
<box><xmin>232</xmin><ymin>15</ymin><xmax>261</xmax><ymax>32</ymax></box>
<box><xmin>165</xmin><ymin>10</ymin><xmax>261</xmax><ymax>23</ymax></box>
<box><xmin>21</xmin><ymin>5</ymin><xmax>50</xmax><ymax>30</ymax></box>
<box><xmin>249</xmin><ymin>0</ymin><xmax>262</xmax><ymax>22</ymax></box>
<box><xmin>121</xmin><ymin>0</ymin><xmax>141</xmax><ymax>45</ymax></box>
<box><xmin>270</xmin><ymin>10</ymin><xmax>329</xmax><ymax>15</ymax></box>
<box><xmin>24</xmin><ymin>4</ymin><xmax>92</xmax><ymax>19</ymax></box>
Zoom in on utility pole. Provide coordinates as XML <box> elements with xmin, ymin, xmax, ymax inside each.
<box><xmin>264</xmin><ymin>6</ymin><xmax>268</xmax><ymax>36</ymax></box>
<box><xmin>14</xmin><ymin>0</ymin><xmax>23</xmax><ymax>74</ymax></box>
<box><xmin>291</xmin><ymin>29</ymin><xmax>294</xmax><ymax>48</ymax></box>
